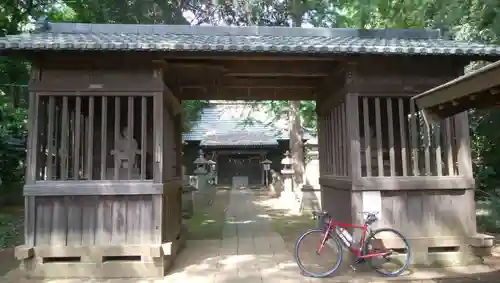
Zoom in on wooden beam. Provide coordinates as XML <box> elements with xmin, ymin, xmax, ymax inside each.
<box><xmin>225</xmin><ymin>72</ymin><xmax>327</xmax><ymax>77</ymax></box>
<box><xmin>177</xmin><ymin>87</ymin><xmax>314</xmax><ymax>100</ymax></box>
<box><xmin>23</xmin><ymin>181</ymin><xmax>179</xmax><ymax>196</ymax></box>
<box><xmin>179</xmin><ymin>77</ymin><xmax>319</xmax><ymax>88</ymax></box>
<box><xmin>165</xmin><ymin>60</ymin><xmax>334</xmax><ymax>78</ymax></box>
<box><xmin>166</xmin><ymin>62</ymin><xmax>228</xmax><ymax>71</ymax></box>
<box><xmin>316</xmin><ymin>64</ymin><xmax>347</xmax><ymax>115</ymax></box>
<box><xmin>223</xmin><ymin>61</ymin><xmax>333</xmax><ymax>77</ymax></box>
<box><xmin>163</xmin><ymin>53</ymin><xmax>342</xmax><ymax>61</ymax></box>
<box><xmin>354</xmin><ymin>176</ymin><xmax>475</xmax><ymax>190</ymax></box>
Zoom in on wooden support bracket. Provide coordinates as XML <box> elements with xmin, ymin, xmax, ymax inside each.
<box><xmin>164</xmin><ymin>85</ymin><xmax>183</xmax><ymax>116</ymax></box>
<box><xmin>316</xmin><ymin>65</ymin><xmax>347</xmax><ymax>116</ymax></box>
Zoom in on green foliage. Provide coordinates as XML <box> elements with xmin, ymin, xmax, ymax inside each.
<box><xmin>476</xmin><ymin>190</ymin><xmax>500</xmax><ymax>233</ymax></box>
<box><xmin>246</xmin><ymin>100</ymin><xmax>316</xmax><ymax>131</ymax></box>
<box><xmin>183</xmin><ymin>100</ymin><xmax>209</xmax><ymax>132</ymax></box>
<box><xmin>0</xmin><ymin>90</ymin><xmax>27</xmax><ymax>197</ymax></box>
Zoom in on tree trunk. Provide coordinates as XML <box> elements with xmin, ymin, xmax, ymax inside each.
<box><xmin>289</xmin><ymin>100</ymin><xmax>304</xmax><ymax>187</ymax></box>
<box><xmin>288</xmin><ymin>0</ymin><xmax>305</xmax><ymax>188</ymax></box>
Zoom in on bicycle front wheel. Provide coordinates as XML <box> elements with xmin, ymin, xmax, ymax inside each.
<box><xmin>363</xmin><ymin>228</ymin><xmax>411</xmax><ymax>277</ymax></box>
<box><xmin>294</xmin><ymin>228</ymin><xmax>343</xmax><ymax>278</ymax></box>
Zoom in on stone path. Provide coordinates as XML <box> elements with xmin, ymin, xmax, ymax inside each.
<box><xmin>2</xmin><ymin>188</ymin><xmax>499</xmax><ymax>282</ymax></box>
<box><xmin>166</xmin><ymin>188</ymin><xmax>305</xmax><ymax>283</ymax></box>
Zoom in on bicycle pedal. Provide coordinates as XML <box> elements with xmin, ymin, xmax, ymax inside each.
<box><xmin>349</xmin><ymin>264</ymin><xmax>356</xmax><ymax>271</ymax></box>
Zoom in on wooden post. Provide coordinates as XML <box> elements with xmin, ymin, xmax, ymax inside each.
<box><xmin>346</xmin><ymin>94</ymin><xmax>361</xmax><ymax>180</ymax></box>
<box><xmin>24</xmin><ymin>90</ymin><xmax>38</xmax><ymax>248</ymax></box>
<box><xmin>86</xmin><ymin>96</ymin><xmax>95</xmax><ymax>179</ymax></box>
<box><xmin>153</xmin><ymin>92</ymin><xmax>164</xmax><ymax>183</ymax></box>
<box><xmin>100</xmin><ymin>96</ymin><xmax>108</xmax><ymax>180</ymax></box>
<box><xmin>454</xmin><ymin>112</ymin><xmax>473</xmax><ymax>177</ymax></box>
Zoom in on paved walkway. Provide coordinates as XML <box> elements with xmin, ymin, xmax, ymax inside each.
<box><xmin>2</xmin><ymin>188</ymin><xmax>500</xmax><ymax>282</ymax></box>
<box><xmin>167</xmin><ymin>188</ymin><xmax>304</xmax><ymax>283</ymax></box>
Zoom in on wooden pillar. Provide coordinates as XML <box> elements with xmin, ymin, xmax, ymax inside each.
<box><xmin>317</xmin><ymin>62</ymin><xmax>354</xmax><ymax>225</ymax></box>
<box><xmin>153</xmin><ymin>90</ymin><xmax>164</xmax><ymax>184</ymax></box>
<box><xmin>454</xmin><ymin>112</ymin><xmax>473</xmax><ymax>178</ymax></box>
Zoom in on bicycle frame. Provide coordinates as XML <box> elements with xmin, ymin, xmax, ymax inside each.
<box><xmin>318</xmin><ymin>218</ymin><xmax>389</xmax><ymax>259</ymax></box>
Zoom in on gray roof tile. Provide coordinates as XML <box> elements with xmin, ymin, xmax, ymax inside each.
<box><xmin>1</xmin><ymin>22</ymin><xmax>500</xmax><ymax>56</ymax></box>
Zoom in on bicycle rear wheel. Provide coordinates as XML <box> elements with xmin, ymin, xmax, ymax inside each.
<box><xmin>294</xmin><ymin>228</ymin><xmax>343</xmax><ymax>278</ymax></box>
<box><xmin>363</xmin><ymin>228</ymin><xmax>411</xmax><ymax>277</ymax></box>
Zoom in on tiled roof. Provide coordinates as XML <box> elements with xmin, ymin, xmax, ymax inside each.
<box><xmin>182</xmin><ymin>102</ymin><xmax>313</xmax><ymax>142</ymax></box>
<box><xmin>1</xmin><ymin>20</ymin><xmax>500</xmax><ymax>56</ymax></box>
<box><xmin>200</xmin><ymin>132</ymin><xmax>278</xmax><ymax>147</ymax></box>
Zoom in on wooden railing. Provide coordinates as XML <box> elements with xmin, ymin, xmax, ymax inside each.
<box><xmin>33</xmin><ymin>94</ymin><xmax>154</xmax><ymax>181</ymax></box>
<box><xmin>319</xmin><ymin>101</ymin><xmax>349</xmax><ymax>177</ymax></box>
<box><xmin>358</xmin><ymin>96</ymin><xmax>462</xmax><ymax>178</ymax></box>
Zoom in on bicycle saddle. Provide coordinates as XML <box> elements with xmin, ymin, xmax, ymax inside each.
<box><xmin>312</xmin><ymin>211</ymin><xmax>329</xmax><ymax>219</ymax></box>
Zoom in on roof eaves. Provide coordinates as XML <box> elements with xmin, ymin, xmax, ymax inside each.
<box><xmin>412</xmin><ymin>60</ymin><xmax>500</xmax><ymax>110</ymax></box>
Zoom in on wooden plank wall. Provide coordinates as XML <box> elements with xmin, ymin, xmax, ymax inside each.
<box><xmin>379</xmin><ymin>189</ymin><xmax>476</xmax><ymax>241</ymax></box>
<box><xmin>321</xmin><ymin>187</ymin><xmax>353</xmax><ymax>223</ymax></box>
<box><xmin>33</xmin><ymin>195</ymin><xmax>159</xmax><ymax>246</ymax></box>
<box><xmin>358</xmin><ymin>96</ymin><xmax>460</xmax><ymax>177</ymax></box>
<box><xmin>322</xmin><ymin>102</ymin><xmax>349</xmax><ymax>177</ymax></box>
<box><xmin>34</xmin><ymin>95</ymin><xmax>154</xmax><ymax>181</ymax></box>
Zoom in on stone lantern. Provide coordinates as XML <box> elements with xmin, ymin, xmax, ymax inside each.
<box><xmin>302</xmin><ymin>137</ymin><xmax>322</xmax><ymax>212</ymax></box>
<box><xmin>281</xmin><ymin>150</ymin><xmax>294</xmax><ymax>194</ymax></box>
<box><xmin>193</xmin><ymin>149</ymin><xmax>208</xmax><ymax>174</ymax></box>
<box><xmin>193</xmin><ymin>149</ymin><xmax>208</xmax><ymax>191</ymax></box>
<box><xmin>281</xmin><ymin>150</ymin><xmax>293</xmax><ymax>171</ymax></box>
<box><xmin>304</xmin><ymin>137</ymin><xmax>319</xmax><ymax>189</ymax></box>
<box><xmin>182</xmin><ymin>147</ymin><xmax>196</xmax><ymax>219</ymax></box>
<box><xmin>207</xmin><ymin>159</ymin><xmax>216</xmax><ymax>173</ymax></box>
<box><xmin>207</xmin><ymin>159</ymin><xmax>217</xmax><ymax>185</ymax></box>
<box><xmin>261</xmin><ymin>158</ymin><xmax>272</xmax><ymax>186</ymax></box>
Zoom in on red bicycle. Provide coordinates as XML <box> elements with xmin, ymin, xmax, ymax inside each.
<box><xmin>294</xmin><ymin>211</ymin><xmax>411</xmax><ymax>278</ymax></box>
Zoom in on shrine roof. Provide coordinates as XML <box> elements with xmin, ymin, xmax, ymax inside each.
<box><xmin>200</xmin><ymin>132</ymin><xmax>278</xmax><ymax>147</ymax></box>
<box><xmin>183</xmin><ymin>102</ymin><xmax>313</xmax><ymax>143</ymax></box>
<box><xmin>1</xmin><ymin>19</ymin><xmax>500</xmax><ymax>56</ymax></box>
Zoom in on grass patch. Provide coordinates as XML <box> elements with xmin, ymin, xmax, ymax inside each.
<box><xmin>0</xmin><ymin>206</ymin><xmax>23</xmax><ymax>248</ymax></box>
<box><xmin>476</xmin><ymin>195</ymin><xmax>500</xmax><ymax>235</ymax></box>
<box><xmin>186</xmin><ymin>190</ymin><xmax>230</xmax><ymax>240</ymax></box>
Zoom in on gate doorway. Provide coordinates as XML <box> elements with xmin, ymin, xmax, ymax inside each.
<box><xmin>1</xmin><ymin>20</ymin><xmax>497</xmax><ymax>279</ymax></box>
